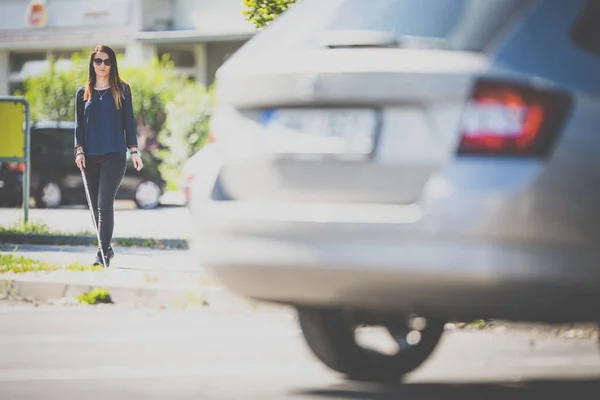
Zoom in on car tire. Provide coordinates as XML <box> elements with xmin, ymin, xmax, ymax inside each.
<box><xmin>35</xmin><ymin>181</ymin><xmax>62</xmax><ymax>209</ymax></box>
<box><xmin>134</xmin><ymin>180</ymin><xmax>162</xmax><ymax>209</ymax></box>
<box><xmin>298</xmin><ymin>308</ymin><xmax>445</xmax><ymax>382</ymax></box>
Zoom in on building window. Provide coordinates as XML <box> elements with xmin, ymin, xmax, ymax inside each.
<box><xmin>9</xmin><ymin>52</ymin><xmax>46</xmax><ymax>73</ymax></box>
<box><xmin>157</xmin><ymin>46</ymin><xmax>195</xmax><ymax>67</ymax></box>
<box><xmin>571</xmin><ymin>0</ymin><xmax>600</xmax><ymax>57</ymax></box>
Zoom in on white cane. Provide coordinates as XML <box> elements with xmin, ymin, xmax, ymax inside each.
<box><xmin>80</xmin><ymin>168</ymin><xmax>107</xmax><ymax>267</ymax></box>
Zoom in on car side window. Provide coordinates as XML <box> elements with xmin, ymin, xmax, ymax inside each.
<box><xmin>57</xmin><ymin>129</ymin><xmax>75</xmax><ymax>160</ymax></box>
<box><xmin>571</xmin><ymin>0</ymin><xmax>600</xmax><ymax>57</ymax></box>
<box><xmin>31</xmin><ymin>128</ymin><xmax>74</xmax><ymax>162</ymax></box>
<box><xmin>31</xmin><ymin>129</ymin><xmax>54</xmax><ymax>158</ymax></box>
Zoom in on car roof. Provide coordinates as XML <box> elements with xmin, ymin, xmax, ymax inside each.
<box><xmin>32</xmin><ymin>120</ymin><xmax>76</xmax><ymax>130</ymax></box>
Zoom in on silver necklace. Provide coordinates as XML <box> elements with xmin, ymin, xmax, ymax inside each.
<box><xmin>95</xmin><ymin>88</ymin><xmax>110</xmax><ymax>101</ymax></box>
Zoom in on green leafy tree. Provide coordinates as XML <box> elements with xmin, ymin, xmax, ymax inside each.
<box><xmin>121</xmin><ymin>56</ymin><xmax>215</xmax><ymax>188</ymax></box>
<box><xmin>120</xmin><ymin>55</ymin><xmax>179</xmax><ymax>153</ymax></box>
<box><xmin>19</xmin><ymin>52</ymin><xmax>88</xmax><ymax>122</ymax></box>
<box><xmin>18</xmin><ymin>52</ymin><xmax>215</xmax><ymax>189</ymax></box>
<box><xmin>243</xmin><ymin>0</ymin><xmax>299</xmax><ymax>30</ymax></box>
<box><xmin>160</xmin><ymin>82</ymin><xmax>214</xmax><ymax>171</ymax></box>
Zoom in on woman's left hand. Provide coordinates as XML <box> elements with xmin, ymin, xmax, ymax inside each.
<box><xmin>132</xmin><ymin>154</ymin><xmax>144</xmax><ymax>171</ymax></box>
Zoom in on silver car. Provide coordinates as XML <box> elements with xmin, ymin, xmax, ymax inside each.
<box><xmin>190</xmin><ymin>0</ymin><xmax>600</xmax><ymax>382</ymax></box>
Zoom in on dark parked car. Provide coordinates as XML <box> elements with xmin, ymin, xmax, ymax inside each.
<box><xmin>0</xmin><ymin>161</ymin><xmax>24</xmax><ymax>207</ymax></box>
<box><xmin>0</xmin><ymin>121</ymin><xmax>165</xmax><ymax>209</ymax></box>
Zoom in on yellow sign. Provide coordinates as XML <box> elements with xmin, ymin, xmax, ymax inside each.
<box><xmin>0</xmin><ymin>101</ymin><xmax>26</xmax><ymax>158</ymax></box>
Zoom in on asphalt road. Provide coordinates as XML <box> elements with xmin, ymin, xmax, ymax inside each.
<box><xmin>1</xmin><ymin>301</ymin><xmax>599</xmax><ymax>399</ymax></box>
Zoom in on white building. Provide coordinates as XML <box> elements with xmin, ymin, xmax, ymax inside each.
<box><xmin>0</xmin><ymin>0</ymin><xmax>257</xmax><ymax>95</ymax></box>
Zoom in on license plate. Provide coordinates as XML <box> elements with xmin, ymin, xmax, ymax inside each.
<box><xmin>262</xmin><ymin>108</ymin><xmax>378</xmax><ymax>160</ymax></box>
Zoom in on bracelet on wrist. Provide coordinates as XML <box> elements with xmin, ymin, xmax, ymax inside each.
<box><xmin>130</xmin><ymin>150</ymin><xmax>138</xmax><ymax>155</ymax></box>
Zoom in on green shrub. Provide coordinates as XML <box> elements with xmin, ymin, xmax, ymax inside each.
<box><xmin>243</xmin><ymin>0</ymin><xmax>299</xmax><ymax>29</ymax></box>
<box><xmin>77</xmin><ymin>288</ymin><xmax>112</xmax><ymax>305</ymax></box>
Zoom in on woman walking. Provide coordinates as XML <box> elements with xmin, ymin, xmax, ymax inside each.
<box><xmin>74</xmin><ymin>45</ymin><xmax>143</xmax><ymax>267</ymax></box>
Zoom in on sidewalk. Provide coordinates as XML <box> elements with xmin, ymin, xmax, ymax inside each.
<box><xmin>1</xmin><ymin>244</ymin><xmax>197</xmax><ymax>272</ymax></box>
<box><xmin>0</xmin><ymin>244</ymin><xmax>266</xmax><ymax>312</ymax></box>
<box><xmin>0</xmin><ymin>192</ymin><xmax>191</xmax><ymax>240</ymax></box>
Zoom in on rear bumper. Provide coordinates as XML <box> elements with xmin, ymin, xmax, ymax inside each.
<box><xmin>191</xmin><ymin>201</ymin><xmax>600</xmax><ymax>323</ymax></box>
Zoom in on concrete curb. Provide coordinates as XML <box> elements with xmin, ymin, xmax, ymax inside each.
<box><xmin>0</xmin><ymin>275</ymin><xmax>274</xmax><ymax>312</ymax></box>
<box><xmin>0</xmin><ymin>233</ymin><xmax>188</xmax><ymax>250</ymax></box>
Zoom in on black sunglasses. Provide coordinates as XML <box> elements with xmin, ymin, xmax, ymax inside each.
<box><xmin>93</xmin><ymin>57</ymin><xmax>112</xmax><ymax>67</ymax></box>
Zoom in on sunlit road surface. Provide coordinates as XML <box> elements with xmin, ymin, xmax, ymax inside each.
<box><xmin>0</xmin><ymin>201</ymin><xmax>191</xmax><ymax>239</ymax></box>
<box><xmin>0</xmin><ymin>302</ymin><xmax>599</xmax><ymax>399</ymax></box>
<box><xmin>0</xmin><ymin>243</ymin><xmax>198</xmax><ymax>273</ymax></box>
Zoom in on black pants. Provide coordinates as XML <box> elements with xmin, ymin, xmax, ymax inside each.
<box><xmin>85</xmin><ymin>152</ymin><xmax>127</xmax><ymax>253</ymax></box>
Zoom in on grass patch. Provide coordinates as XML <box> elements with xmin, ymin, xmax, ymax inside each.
<box><xmin>467</xmin><ymin>319</ymin><xmax>489</xmax><ymax>329</ymax></box>
<box><xmin>0</xmin><ymin>252</ymin><xmax>57</xmax><ymax>273</ymax></box>
<box><xmin>143</xmin><ymin>239</ymin><xmax>159</xmax><ymax>247</ymax></box>
<box><xmin>1</xmin><ymin>220</ymin><xmax>187</xmax><ymax>249</ymax></box>
<box><xmin>0</xmin><ymin>220</ymin><xmax>52</xmax><ymax>235</ymax></box>
<box><xmin>73</xmin><ymin>229</ymin><xmax>95</xmax><ymax>236</ymax></box>
<box><xmin>77</xmin><ymin>288</ymin><xmax>112</xmax><ymax>305</ymax></box>
<box><xmin>112</xmin><ymin>238</ymin><xmax>178</xmax><ymax>249</ymax></box>
<box><xmin>0</xmin><ymin>219</ymin><xmax>92</xmax><ymax>236</ymax></box>
<box><xmin>64</xmin><ymin>262</ymin><xmax>104</xmax><ymax>272</ymax></box>
<box><xmin>113</xmin><ymin>238</ymin><xmax>136</xmax><ymax>247</ymax></box>
<box><xmin>113</xmin><ymin>238</ymin><xmax>161</xmax><ymax>248</ymax></box>
<box><xmin>173</xmin><ymin>290</ymin><xmax>207</xmax><ymax>307</ymax></box>
<box><xmin>0</xmin><ymin>251</ymin><xmax>102</xmax><ymax>274</ymax></box>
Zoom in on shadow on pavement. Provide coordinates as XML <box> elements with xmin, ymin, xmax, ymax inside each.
<box><xmin>0</xmin><ymin>244</ymin><xmax>186</xmax><ymax>256</ymax></box>
<box><xmin>293</xmin><ymin>379</ymin><xmax>600</xmax><ymax>399</ymax></box>
<box><xmin>0</xmin><ymin>244</ymin><xmax>94</xmax><ymax>254</ymax></box>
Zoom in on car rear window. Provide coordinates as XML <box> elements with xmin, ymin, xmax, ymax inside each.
<box><xmin>31</xmin><ymin>128</ymin><xmax>73</xmax><ymax>159</ymax></box>
<box><xmin>234</xmin><ymin>0</ymin><xmax>532</xmax><ymax>57</ymax></box>
<box><xmin>571</xmin><ymin>0</ymin><xmax>600</xmax><ymax>57</ymax></box>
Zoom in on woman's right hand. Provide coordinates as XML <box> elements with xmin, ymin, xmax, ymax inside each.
<box><xmin>75</xmin><ymin>153</ymin><xmax>86</xmax><ymax>171</ymax></box>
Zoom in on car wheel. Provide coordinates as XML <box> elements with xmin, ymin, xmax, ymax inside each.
<box><xmin>298</xmin><ymin>308</ymin><xmax>445</xmax><ymax>382</ymax></box>
<box><xmin>134</xmin><ymin>180</ymin><xmax>162</xmax><ymax>209</ymax></box>
<box><xmin>36</xmin><ymin>181</ymin><xmax>62</xmax><ymax>208</ymax></box>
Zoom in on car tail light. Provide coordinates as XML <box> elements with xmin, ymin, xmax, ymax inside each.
<box><xmin>182</xmin><ymin>187</ymin><xmax>191</xmax><ymax>203</ymax></box>
<box><xmin>7</xmin><ymin>162</ymin><xmax>25</xmax><ymax>173</ymax></box>
<box><xmin>184</xmin><ymin>172</ymin><xmax>196</xmax><ymax>183</ymax></box>
<box><xmin>458</xmin><ymin>79</ymin><xmax>572</xmax><ymax>157</ymax></box>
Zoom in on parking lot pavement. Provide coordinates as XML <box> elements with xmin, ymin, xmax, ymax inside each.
<box><xmin>1</xmin><ymin>302</ymin><xmax>600</xmax><ymax>399</ymax></box>
<box><xmin>0</xmin><ymin>199</ymin><xmax>192</xmax><ymax>240</ymax></box>
<box><xmin>0</xmin><ymin>243</ymin><xmax>198</xmax><ymax>273</ymax></box>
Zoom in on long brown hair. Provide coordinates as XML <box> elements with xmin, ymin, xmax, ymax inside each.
<box><xmin>83</xmin><ymin>45</ymin><xmax>128</xmax><ymax>109</ymax></box>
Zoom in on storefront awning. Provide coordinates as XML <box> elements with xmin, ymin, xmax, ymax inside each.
<box><xmin>135</xmin><ymin>30</ymin><xmax>254</xmax><ymax>44</ymax></box>
<box><xmin>0</xmin><ymin>27</ymin><xmax>135</xmax><ymax>50</ymax></box>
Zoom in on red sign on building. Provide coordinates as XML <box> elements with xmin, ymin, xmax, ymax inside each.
<box><xmin>26</xmin><ymin>1</ymin><xmax>48</xmax><ymax>27</ymax></box>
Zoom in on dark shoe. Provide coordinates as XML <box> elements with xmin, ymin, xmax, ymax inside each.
<box><xmin>93</xmin><ymin>247</ymin><xmax>115</xmax><ymax>267</ymax></box>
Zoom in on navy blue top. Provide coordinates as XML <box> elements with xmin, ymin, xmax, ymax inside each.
<box><xmin>74</xmin><ymin>83</ymin><xmax>138</xmax><ymax>156</ymax></box>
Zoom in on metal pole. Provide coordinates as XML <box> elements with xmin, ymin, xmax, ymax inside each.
<box><xmin>22</xmin><ymin>99</ymin><xmax>31</xmax><ymax>223</ymax></box>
